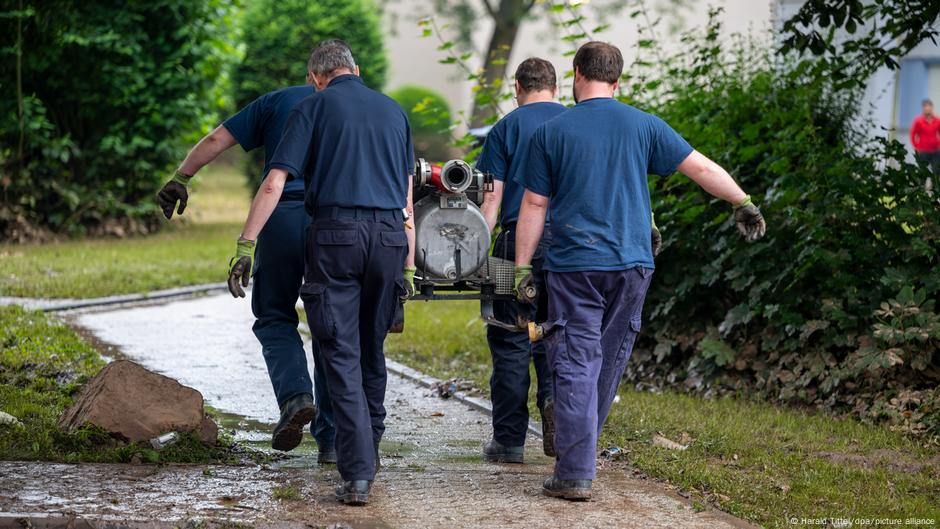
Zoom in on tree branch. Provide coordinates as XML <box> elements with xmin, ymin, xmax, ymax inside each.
<box><xmin>481</xmin><ymin>0</ymin><xmax>497</xmax><ymax>19</ymax></box>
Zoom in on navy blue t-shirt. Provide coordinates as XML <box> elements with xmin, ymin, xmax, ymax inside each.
<box><xmin>476</xmin><ymin>102</ymin><xmax>567</xmax><ymax>227</ymax></box>
<box><xmin>519</xmin><ymin>98</ymin><xmax>693</xmax><ymax>272</ymax></box>
<box><xmin>269</xmin><ymin>75</ymin><xmax>414</xmax><ymax>213</ymax></box>
<box><xmin>223</xmin><ymin>85</ymin><xmax>315</xmax><ymax>198</ymax></box>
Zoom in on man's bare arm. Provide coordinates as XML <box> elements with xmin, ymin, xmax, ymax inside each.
<box><xmin>406</xmin><ymin>177</ymin><xmax>416</xmax><ymax>268</ymax></box>
<box><xmin>677</xmin><ymin>150</ymin><xmax>748</xmax><ymax>205</ymax></box>
<box><xmin>514</xmin><ymin>190</ymin><xmax>549</xmax><ymax>266</ymax></box>
<box><xmin>480</xmin><ymin>179</ymin><xmax>504</xmax><ymax>233</ymax></box>
<box><xmin>179</xmin><ymin>125</ymin><xmax>238</xmax><ymax>176</ymax></box>
<box><xmin>240</xmin><ymin>169</ymin><xmax>289</xmax><ymax>241</ymax></box>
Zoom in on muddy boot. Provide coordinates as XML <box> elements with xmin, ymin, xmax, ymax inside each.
<box><xmin>483</xmin><ymin>439</ymin><xmax>524</xmax><ymax>464</ymax></box>
<box><xmin>317</xmin><ymin>444</ymin><xmax>337</xmax><ymax>464</ymax></box>
<box><xmin>540</xmin><ymin>398</ymin><xmax>556</xmax><ymax>457</ymax></box>
<box><xmin>542</xmin><ymin>476</ymin><xmax>592</xmax><ymax>501</ymax></box>
<box><xmin>272</xmin><ymin>393</ymin><xmax>316</xmax><ymax>452</ymax></box>
<box><xmin>335</xmin><ymin>480</ymin><xmax>371</xmax><ymax>506</ymax></box>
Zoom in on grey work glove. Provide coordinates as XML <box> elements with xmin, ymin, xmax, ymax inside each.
<box><xmin>156</xmin><ymin>171</ymin><xmax>193</xmax><ymax>219</ymax></box>
<box><xmin>651</xmin><ymin>213</ymin><xmax>662</xmax><ymax>257</ymax></box>
<box><xmin>514</xmin><ymin>265</ymin><xmax>538</xmax><ymax>304</ymax></box>
<box><xmin>227</xmin><ymin>238</ymin><xmax>255</xmax><ymax>298</ymax></box>
<box><xmin>733</xmin><ymin>195</ymin><xmax>766</xmax><ymax>242</ymax></box>
<box><xmin>402</xmin><ymin>267</ymin><xmax>417</xmax><ymax>301</ymax></box>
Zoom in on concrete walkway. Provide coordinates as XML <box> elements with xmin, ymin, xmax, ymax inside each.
<box><xmin>0</xmin><ymin>293</ymin><xmax>755</xmax><ymax>529</ymax></box>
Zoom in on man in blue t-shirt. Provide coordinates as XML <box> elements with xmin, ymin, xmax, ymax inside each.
<box><xmin>476</xmin><ymin>58</ymin><xmax>565</xmax><ymax>464</ymax></box>
<box><xmin>233</xmin><ymin>40</ymin><xmax>415</xmax><ymax>506</ymax></box>
<box><xmin>155</xmin><ymin>55</ymin><xmax>336</xmax><ymax>462</ymax></box>
<box><xmin>513</xmin><ymin>41</ymin><xmax>766</xmax><ymax>501</ymax></box>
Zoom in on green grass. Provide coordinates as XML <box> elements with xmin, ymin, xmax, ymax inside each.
<box><xmin>385</xmin><ymin>301</ymin><xmax>940</xmax><ymax>527</ymax></box>
<box><xmin>0</xmin><ymin>163</ymin><xmax>250</xmax><ymax>299</ymax></box>
<box><xmin>271</xmin><ymin>485</ymin><xmax>302</xmax><ymax>501</ymax></box>
<box><xmin>0</xmin><ymin>305</ymin><xmax>238</xmax><ymax>463</ymax></box>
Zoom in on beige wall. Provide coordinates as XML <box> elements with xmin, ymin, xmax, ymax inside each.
<box><xmin>381</xmin><ymin>0</ymin><xmax>774</xmax><ymax>121</ymax></box>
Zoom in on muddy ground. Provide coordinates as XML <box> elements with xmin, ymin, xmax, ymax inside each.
<box><xmin>0</xmin><ymin>293</ymin><xmax>756</xmax><ymax>528</ymax></box>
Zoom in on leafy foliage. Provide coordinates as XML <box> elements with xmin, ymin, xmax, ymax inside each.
<box><xmin>389</xmin><ymin>85</ymin><xmax>454</xmax><ymax>161</ymax></box>
<box><xmin>0</xmin><ymin>1</ymin><xmax>236</xmax><ymax>239</ymax></box>
<box><xmin>231</xmin><ymin>0</ymin><xmax>387</xmax><ymax>110</ymax></box>
<box><xmin>780</xmin><ymin>0</ymin><xmax>940</xmax><ymax>86</ymax></box>
<box><xmin>622</xmin><ymin>14</ymin><xmax>940</xmax><ymax>437</ymax></box>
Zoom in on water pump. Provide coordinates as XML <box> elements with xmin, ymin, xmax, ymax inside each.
<box><xmin>390</xmin><ymin>158</ymin><xmax>525</xmax><ymax>333</ymax></box>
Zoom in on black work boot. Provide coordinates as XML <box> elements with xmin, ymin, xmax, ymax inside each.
<box><xmin>317</xmin><ymin>444</ymin><xmax>337</xmax><ymax>464</ymax></box>
<box><xmin>271</xmin><ymin>393</ymin><xmax>316</xmax><ymax>452</ymax></box>
<box><xmin>540</xmin><ymin>398</ymin><xmax>556</xmax><ymax>457</ymax></box>
<box><xmin>483</xmin><ymin>439</ymin><xmax>524</xmax><ymax>464</ymax></box>
<box><xmin>542</xmin><ymin>476</ymin><xmax>592</xmax><ymax>501</ymax></box>
<box><xmin>335</xmin><ymin>480</ymin><xmax>372</xmax><ymax>505</ymax></box>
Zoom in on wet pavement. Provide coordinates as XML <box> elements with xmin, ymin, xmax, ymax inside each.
<box><xmin>0</xmin><ymin>293</ymin><xmax>755</xmax><ymax>529</ymax></box>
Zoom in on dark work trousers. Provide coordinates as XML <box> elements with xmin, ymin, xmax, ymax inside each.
<box><xmin>486</xmin><ymin>226</ymin><xmax>554</xmax><ymax>448</ymax></box>
<box><xmin>300</xmin><ymin>207</ymin><xmax>407</xmax><ymax>481</ymax></box>
<box><xmin>251</xmin><ymin>197</ymin><xmax>335</xmax><ymax>450</ymax></box>
<box><xmin>916</xmin><ymin>150</ymin><xmax>940</xmax><ymax>176</ymax></box>
<box><xmin>544</xmin><ymin>268</ymin><xmax>653</xmax><ymax>480</ymax></box>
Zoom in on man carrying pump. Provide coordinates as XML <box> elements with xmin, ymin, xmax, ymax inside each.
<box><xmin>233</xmin><ymin>39</ymin><xmax>415</xmax><ymax>506</ymax></box>
<box><xmin>513</xmin><ymin>41</ymin><xmax>766</xmax><ymax>501</ymax></box>
<box><xmin>477</xmin><ymin>57</ymin><xmax>565</xmax><ymax>463</ymax></box>
<box><xmin>155</xmin><ymin>54</ymin><xmax>335</xmax><ymax>461</ymax></box>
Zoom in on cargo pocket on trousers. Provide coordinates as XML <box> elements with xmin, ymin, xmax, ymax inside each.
<box><xmin>299</xmin><ymin>282</ymin><xmax>336</xmax><ymax>341</ymax></box>
<box><xmin>618</xmin><ymin>317</ymin><xmax>643</xmax><ymax>363</ymax></box>
<box><xmin>542</xmin><ymin>318</ymin><xmax>568</xmax><ymax>371</ymax></box>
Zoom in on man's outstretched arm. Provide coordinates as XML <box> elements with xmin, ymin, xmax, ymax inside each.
<box><xmin>677</xmin><ymin>150</ymin><xmax>765</xmax><ymax>242</ymax></box>
<box><xmin>157</xmin><ymin>125</ymin><xmax>238</xmax><ymax>219</ymax></box>
<box><xmin>226</xmin><ymin>168</ymin><xmax>288</xmax><ymax>298</ymax></box>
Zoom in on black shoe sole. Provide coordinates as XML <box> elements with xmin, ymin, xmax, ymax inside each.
<box><xmin>543</xmin><ymin>487</ymin><xmax>592</xmax><ymax>501</ymax></box>
<box><xmin>542</xmin><ymin>401</ymin><xmax>556</xmax><ymax>457</ymax></box>
<box><xmin>317</xmin><ymin>451</ymin><xmax>337</xmax><ymax>465</ymax></box>
<box><xmin>336</xmin><ymin>492</ymin><xmax>369</xmax><ymax>505</ymax></box>
<box><xmin>271</xmin><ymin>405</ymin><xmax>316</xmax><ymax>452</ymax></box>
<box><xmin>483</xmin><ymin>452</ymin><xmax>524</xmax><ymax>464</ymax></box>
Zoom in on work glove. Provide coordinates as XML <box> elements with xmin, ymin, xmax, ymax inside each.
<box><xmin>514</xmin><ymin>265</ymin><xmax>537</xmax><ymax>304</ymax></box>
<box><xmin>227</xmin><ymin>238</ymin><xmax>255</xmax><ymax>298</ymax></box>
<box><xmin>156</xmin><ymin>171</ymin><xmax>193</xmax><ymax>220</ymax></box>
<box><xmin>733</xmin><ymin>195</ymin><xmax>766</xmax><ymax>243</ymax></box>
<box><xmin>402</xmin><ymin>266</ymin><xmax>417</xmax><ymax>301</ymax></box>
<box><xmin>651</xmin><ymin>213</ymin><xmax>662</xmax><ymax>257</ymax></box>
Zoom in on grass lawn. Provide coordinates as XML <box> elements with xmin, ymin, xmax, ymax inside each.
<box><xmin>0</xmin><ymin>305</ymin><xmax>235</xmax><ymax>463</ymax></box>
<box><xmin>385</xmin><ymin>301</ymin><xmax>940</xmax><ymax>528</ymax></box>
<box><xmin>0</xmin><ymin>163</ymin><xmax>251</xmax><ymax>299</ymax></box>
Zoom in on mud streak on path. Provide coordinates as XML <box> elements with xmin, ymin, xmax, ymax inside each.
<box><xmin>0</xmin><ymin>293</ymin><xmax>755</xmax><ymax>528</ymax></box>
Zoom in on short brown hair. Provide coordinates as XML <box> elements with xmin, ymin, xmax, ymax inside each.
<box><xmin>514</xmin><ymin>57</ymin><xmax>556</xmax><ymax>93</ymax></box>
<box><xmin>573</xmin><ymin>41</ymin><xmax>623</xmax><ymax>84</ymax></box>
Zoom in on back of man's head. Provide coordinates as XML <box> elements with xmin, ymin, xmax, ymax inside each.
<box><xmin>308</xmin><ymin>39</ymin><xmax>357</xmax><ymax>78</ymax></box>
<box><xmin>573</xmin><ymin>42</ymin><xmax>623</xmax><ymax>84</ymax></box>
<box><xmin>515</xmin><ymin>58</ymin><xmax>556</xmax><ymax>93</ymax></box>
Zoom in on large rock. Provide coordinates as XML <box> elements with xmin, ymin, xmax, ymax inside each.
<box><xmin>59</xmin><ymin>360</ymin><xmax>217</xmax><ymax>445</ymax></box>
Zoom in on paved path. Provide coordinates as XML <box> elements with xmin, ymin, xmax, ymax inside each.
<box><xmin>0</xmin><ymin>294</ymin><xmax>755</xmax><ymax>529</ymax></box>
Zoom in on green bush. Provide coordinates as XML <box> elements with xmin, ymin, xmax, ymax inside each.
<box><xmin>623</xmin><ymin>18</ymin><xmax>940</xmax><ymax>436</ymax></box>
<box><xmin>232</xmin><ymin>0</ymin><xmax>387</xmax><ymax>110</ymax></box>
<box><xmin>0</xmin><ymin>1</ymin><xmax>235</xmax><ymax>239</ymax></box>
<box><xmin>389</xmin><ymin>85</ymin><xmax>454</xmax><ymax>161</ymax></box>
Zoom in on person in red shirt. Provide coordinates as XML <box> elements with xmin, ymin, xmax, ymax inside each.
<box><xmin>910</xmin><ymin>99</ymin><xmax>940</xmax><ymax>175</ymax></box>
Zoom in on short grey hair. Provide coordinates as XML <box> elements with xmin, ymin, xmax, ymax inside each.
<box><xmin>307</xmin><ymin>39</ymin><xmax>357</xmax><ymax>77</ymax></box>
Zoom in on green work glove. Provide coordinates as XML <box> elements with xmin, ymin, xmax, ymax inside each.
<box><xmin>402</xmin><ymin>266</ymin><xmax>417</xmax><ymax>301</ymax></box>
<box><xmin>227</xmin><ymin>237</ymin><xmax>255</xmax><ymax>298</ymax></box>
<box><xmin>156</xmin><ymin>171</ymin><xmax>193</xmax><ymax>220</ymax></box>
<box><xmin>733</xmin><ymin>195</ymin><xmax>766</xmax><ymax>243</ymax></box>
<box><xmin>651</xmin><ymin>212</ymin><xmax>662</xmax><ymax>257</ymax></box>
<box><xmin>514</xmin><ymin>265</ymin><xmax>537</xmax><ymax>304</ymax></box>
